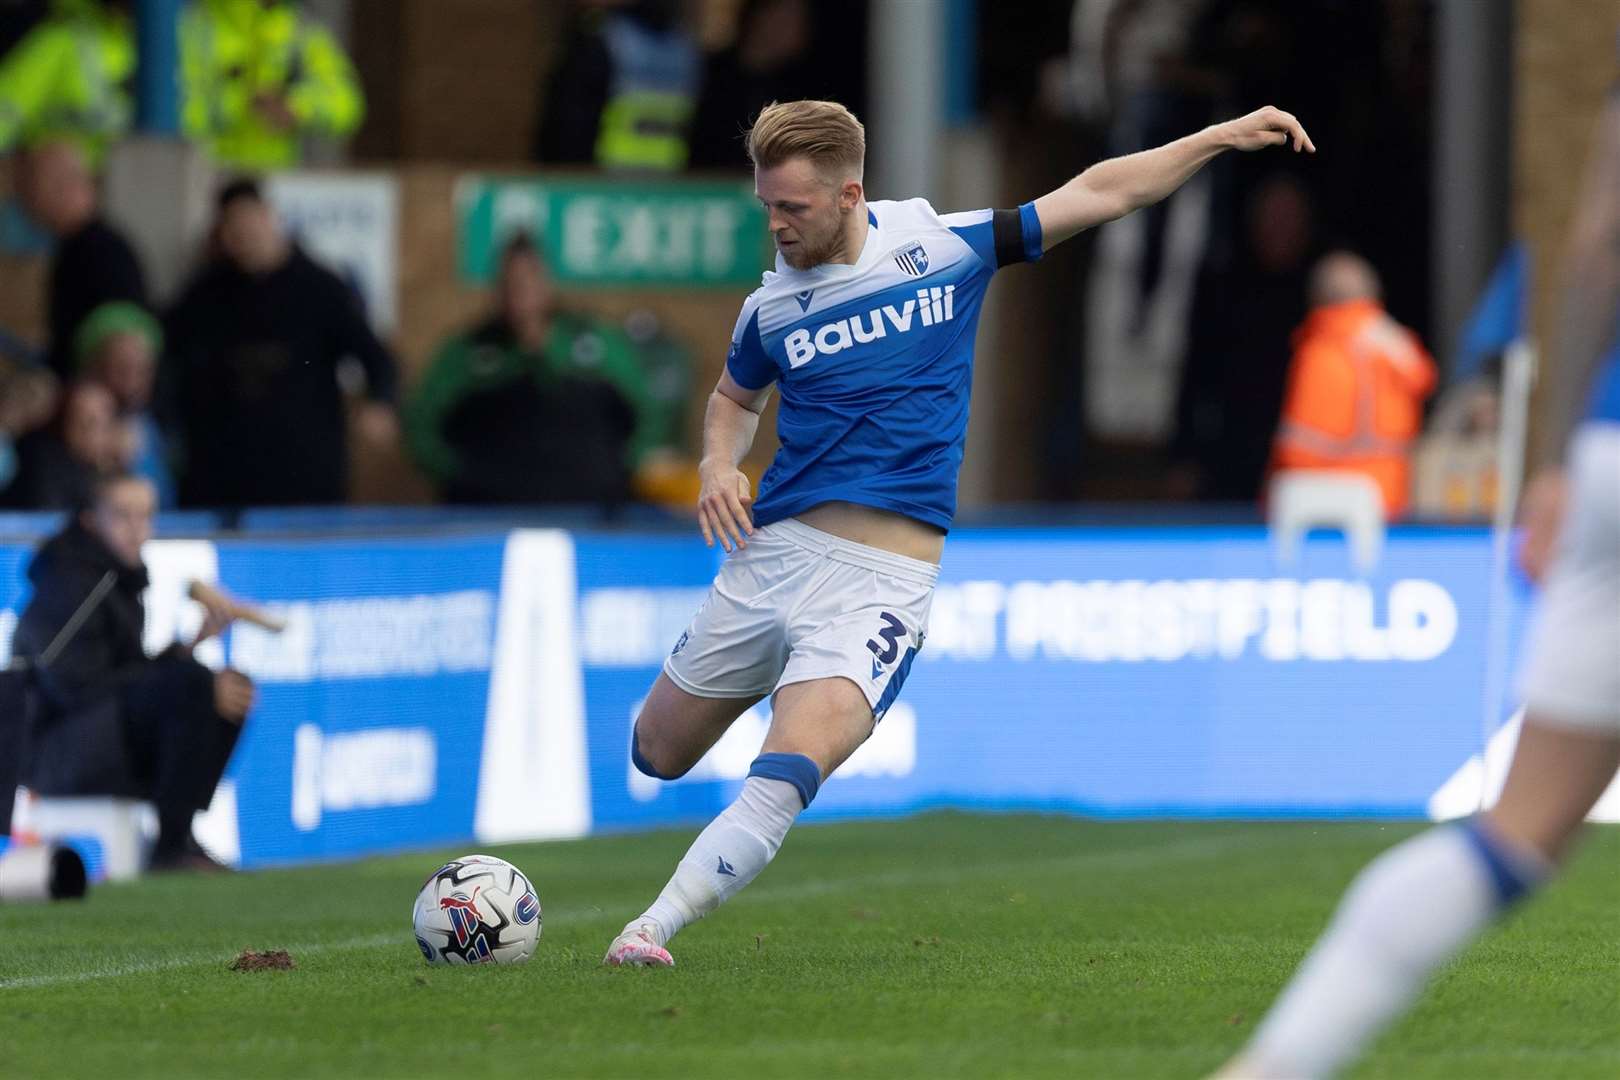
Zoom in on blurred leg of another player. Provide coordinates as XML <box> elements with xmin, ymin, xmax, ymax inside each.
<box><xmin>1218</xmin><ymin>425</ymin><xmax>1620</xmax><ymax>1080</ymax></box>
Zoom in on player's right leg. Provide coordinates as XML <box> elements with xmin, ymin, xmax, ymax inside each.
<box><xmin>606</xmin><ymin>676</ymin><xmax>876</xmax><ymax>968</ymax></box>
<box><xmin>606</xmin><ymin>527</ymin><xmax>801</xmax><ymax>967</ymax></box>
<box><xmin>628</xmin><ymin>673</ymin><xmax>764</xmax><ymax>783</ymax></box>
<box><xmin>605</xmin><ymin>677</ymin><xmax>762</xmax><ymax>967</ymax></box>
<box><xmin>606</xmin><ymin>520</ymin><xmax>933</xmax><ymax>968</ymax></box>
<box><xmin>628</xmin><ymin>520</ymin><xmax>803</xmax><ymax>785</ymax></box>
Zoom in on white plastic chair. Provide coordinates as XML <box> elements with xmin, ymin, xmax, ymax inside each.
<box><xmin>1267</xmin><ymin>469</ymin><xmax>1386</xmax><ymax>575</ymax></box>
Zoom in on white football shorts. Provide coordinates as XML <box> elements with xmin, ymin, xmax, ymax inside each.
<box><xmin>1518</xmin><ymin>422</ymin><xmax>1620</xmax><ymax>733</ymax></box>
<box><xmin>663</xmin><ymin>517</ymin><xmax>937</xmax><ymax>719</ymax></box>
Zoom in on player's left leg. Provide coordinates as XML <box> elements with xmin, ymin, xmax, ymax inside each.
<box><xmin>605</xmin><ymin>676</ymin><xmax>873</xmax><ymax>967</ymax></box>
<box><xmin>1486</xmin><ymin>719</ymin><xmax>1620</xmax><ymax>860</ymax></box>
<box><xmin>1221</xmin><ymin>423</ymin><xmax>1620</xmax><ymax>1078</ymax></box>
<box><xmin>1219</xmin><ymin>721</ymin><xmax>1618</xmax><ymax>1079</ymax></box>
<box><xmin>1220</xmin><ymin>720</ymin><xmax>1618</xmax><ymax>1079</ymax></box>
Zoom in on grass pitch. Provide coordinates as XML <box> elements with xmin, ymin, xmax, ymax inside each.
<box><xmin>1</xmin><ymin>815</ymin><xmax>1616</xmax><ymax>1079</ymax></box>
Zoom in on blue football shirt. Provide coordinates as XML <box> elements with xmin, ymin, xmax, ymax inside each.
<box><xmin>725</xmin><ymin>198</ymin><xmax>1042</xmax><ymax>532</ymax></box>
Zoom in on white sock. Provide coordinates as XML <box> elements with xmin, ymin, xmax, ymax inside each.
<box><xmin>632</xmin><ymin>775</ymin><xmax>803</xmax><ymax>947</ymax></box>
<box><xmin>1241</xmin><ymin>822</ymin><xmax>1549</xmax><ymax>1079</ymax></box>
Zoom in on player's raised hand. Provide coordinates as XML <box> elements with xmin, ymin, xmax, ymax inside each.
<box><xmin>1222</xmin><ymin>106</ymin><xmax>1315</xmax><ymax>154</ymax></box>
<box><xmin>697</xmin><ymin>460</ymin><xmax>755</xmax><ymax>553</ymax></box>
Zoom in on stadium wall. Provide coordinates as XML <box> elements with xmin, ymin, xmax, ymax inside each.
<box><xmin>1</xmin><ymin>523</ymin><xmax>1565</xmax><ymax>873</ymax></box>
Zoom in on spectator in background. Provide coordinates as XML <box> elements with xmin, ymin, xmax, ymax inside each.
<box><xmin>533</xmin><ymin>0</ymin><xmax>700</xmax><ymax>171</ymax></box>
<box><xmin>6</xmin><ymin>378</ymin><xmax>120</xmax><ymax>508</ymax></box>
<box><xmin>74</xmin><ymin>301</ymin><xmax>173</xmax><ymax>507</ymax></box>
<box><xmin>179</xmin><ymin>0</ymin><xmax>364</xmax><ymax>170</ymax></box>
<box><xmin>1269</xmin><ymin>251</ymin><xmax>1436</xmax><ymax>519</ymax></box>
<box><xmin>405</xmin><ymin>233</ymin><xmax>655</xmax><ymax>506</ymax></box>
<box><xmin>0</xmin><ymin>358</ymin><xmax>57</xmax><ymax>497</ymax></box>
<box><xmin>10</xmin><ymin>472</ymin><xmax>253</xmax><ymax>872</ymax></box>
<box><xmin>166</xmin><ymin>178</ymin><xmax>398</xmax><ymax>509</ymax></box>
<box><xmin>687</xmin><ymin>0</ymin><xmax>811</xmax><ymax>171</ymax></box>
<box><xmin>16</xmin><ymin>138</ymin><xmax>146</xmax><ymax>381</ymax></box>
<box><xmin>0</xmin><ymin>0</ymin><xmax>132</xmax><ymax>164</ymax></box>
<box><xmin>1170</xmin><ymin>171</ymin><xmax>1313</xmax><ymax>501</ymax></box>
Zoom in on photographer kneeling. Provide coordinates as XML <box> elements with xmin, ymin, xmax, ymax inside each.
<box><xmin>10</xmin><ymin>474</ymin><xmax>254</xmax><ymax>872</ymax></box>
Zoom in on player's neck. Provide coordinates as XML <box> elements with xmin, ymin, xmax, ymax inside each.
<box><xmin>825</xmin><ymin>202</ymin><xmax>869</xmax><ymax>267</ymax></box>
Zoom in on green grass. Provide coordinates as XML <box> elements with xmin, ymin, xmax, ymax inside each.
<box><xmin>1</xmin><ymin>815</ymin><xmax>1616</xmax><ymax>1079</ymax></box>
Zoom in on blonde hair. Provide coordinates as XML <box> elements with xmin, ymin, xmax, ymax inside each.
<box><xmin>745</xmin><ymin>100</ymin><xmax>865</xmax><ymax>178</ymax></box>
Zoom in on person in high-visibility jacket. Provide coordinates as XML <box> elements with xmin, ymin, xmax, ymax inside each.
<box><xmin>0</xmin><ymin>0</ymin><xmax>133</xmax><ymax>164</ymax></box>
<box><xmin>179</xmin><ymin>0</ymin><xmax>363</xmax><ymax>170</ymax></box>
<box><xmin>533</xmin><ymin>0</ymin><xmax>699</xmax><ymax>171</ymax></box>
<box><xmin>1270</xmin><ymin>251</ymin><xmax>1437</xmax><ymax>519</ymax></box>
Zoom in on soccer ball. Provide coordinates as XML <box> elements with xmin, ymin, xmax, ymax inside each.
<box><xmin>412</xmin><ymin>854</ymin><xmax>541</xmax><ymax>965</ymax></box>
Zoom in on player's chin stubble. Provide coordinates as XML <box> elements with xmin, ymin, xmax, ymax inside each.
<box><xmin>782</xmin><ymin>230</ymin><xmax>834</xmax><ymax>270</ymax></box>
<box><xmin>778</xmin><ymin>238</ymin><xmax>813</xmax><ymax>270</ymax></box>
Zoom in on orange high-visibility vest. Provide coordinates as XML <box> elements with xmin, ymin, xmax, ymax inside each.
<box><xmin>1270</xmin><ymin>299</ymin><xmax>1437</xmax><ymax>518</ymax></box>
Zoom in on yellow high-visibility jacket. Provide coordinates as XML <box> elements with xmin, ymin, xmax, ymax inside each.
<box><xmin>180</xmin><ymin>0</ymin><xmax>363</xmax><ymax>170</ymax></box>
<box><xmin>0</xmin><ymin>0</ymin><xmax>133</xmax><ymax>163</ymax></box>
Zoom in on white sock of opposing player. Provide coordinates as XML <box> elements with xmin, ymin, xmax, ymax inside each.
<box><xmin>1237</xmin><ymin>819</ymin><xmax>1549</xmax><ymax>1079</ymax></box>
<box><xmin>631</xmin><ymin>752</ymin><xmax>821</xmax><ymax>948</ymax></box>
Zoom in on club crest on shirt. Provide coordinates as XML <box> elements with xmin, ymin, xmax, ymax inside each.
<box><xmin>893</xmin><ymin>243</ymin><xmax>929</xmax><ymax>276</ymax></box>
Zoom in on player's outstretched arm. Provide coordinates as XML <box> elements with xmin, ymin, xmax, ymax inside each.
<box><xmin>1032</xmin><ymin>106</ymin><xmax>1314</xmax><ymax>252</ymax></box>
<box><xmin>698</xmin><ymin>369</ymin><xmax>773</xmax><ymax>552</ymax></box>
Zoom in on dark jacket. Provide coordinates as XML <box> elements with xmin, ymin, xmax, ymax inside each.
<box><xmin>407</xmin><ymin>314</ymin><xmax>638</xmax><ymax>506</ymax></box>
<box><xmin>9</xmin><ymin>521</ymin><xmax>155</xmax><ymax>796</ymax></box>
<box><xmin>47</xmin><ymin>217</ymin><xmax>148</xmax><ymax>380</ymax></box>
<box><xmin>2</xmin><ymin>429</ymin><xmax>100</xmax><ymax>509</ymax></box>
<box><xmin>11</xmin><ymin>522</ymin><xmax>235</xmax><ymax>806</ymax></box>
<box><xmin>165</xmin><ymin>246</ymin><xmax>398</xmax><ymax>508</ymax></box>
<box><xmin>0</xmin><ymin>670</ymin><xmax>28</xmax><ymax>833</ymax></box>
<box><xmin>12</xmin><ymin>520</ymin><xmax>151</xmax><ymax>713</ymax></box>
<box><xmin>687</xmin><ymin>48</ymin><xmax>811</xmax><ymax>171</ymax></box>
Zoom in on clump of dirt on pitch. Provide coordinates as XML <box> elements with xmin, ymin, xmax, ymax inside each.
<box><xmin>229</xmin><ymin>949</ymin><xmax>295</xmax><ymax>972</ymax></box>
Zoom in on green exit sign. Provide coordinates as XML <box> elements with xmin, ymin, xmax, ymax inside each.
<box><xmin>455</xmin><ymin>176</ymin><xmax>771</xmax><ymax>288</ymax></box>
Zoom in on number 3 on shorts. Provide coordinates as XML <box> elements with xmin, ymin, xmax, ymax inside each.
<box><xmin>865</xmin><ymin>612</ymin><xmax>905</xmax><ymax>666</ymax></box>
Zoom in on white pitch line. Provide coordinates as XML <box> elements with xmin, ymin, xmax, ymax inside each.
<box><xmin>0</xmin><ymin>931</ymin><xmax>399</xmax><ymax>991</ymax></box>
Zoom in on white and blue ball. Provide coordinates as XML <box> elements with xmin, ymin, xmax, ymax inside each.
<box><xmin>412</xmin><ymin>854</ymin><xmax>541</xmax><ymax>965</ymax></box>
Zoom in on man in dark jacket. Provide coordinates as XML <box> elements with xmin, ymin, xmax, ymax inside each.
<box><xmin>166</xmin><ymin>178</ymin><xmax>399</xmax><ymax>508</ymax></box>
<box><xmin>9</xmin><ymin>472</ymin><xmax>254</xmax><ymax>870</ymax></box>
<box><xmin>404</xmin><ymin>233</ymin><xmax>650</xmax><ymax>506</ymax></box>
<box><xmin>16</xmin><ymin>139</ymin><xmax>148</xmax><ymax>381</ymax></box>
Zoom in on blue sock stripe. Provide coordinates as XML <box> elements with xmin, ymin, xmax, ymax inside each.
<box><xmin>1458</xmin><ymin>818</ymin><xmax>1542</xmax><ymax>907</ymax></box>
<box><xmin>630</xmin><ymin>730</ymin><xmax>681</xmax><ymax>781</ymax></box>
<box><xmin>748</xmin><ymin>752</ymin><xmax>821</xmax><ymax>808</ymax></box>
